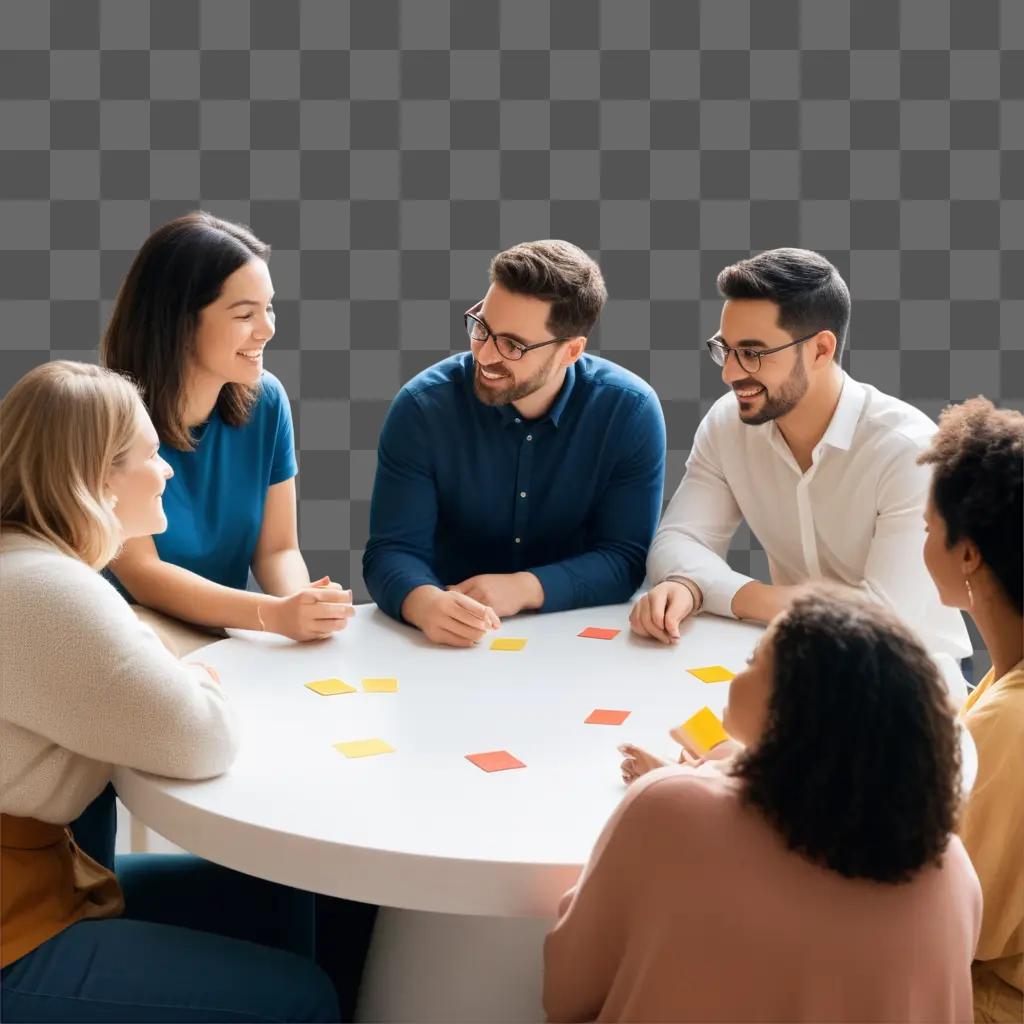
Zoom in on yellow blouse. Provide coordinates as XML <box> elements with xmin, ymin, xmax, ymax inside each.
<box><xmin>960</xmin><ymin>657</ymin><xmax>1024</xmax><ymax>998</ymax></box>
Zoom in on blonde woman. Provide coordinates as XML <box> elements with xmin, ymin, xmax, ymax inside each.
<box><xmin>0</xmin><ymin>362</ymin><xmax>338</xmax><ymax>1022</ymax></box>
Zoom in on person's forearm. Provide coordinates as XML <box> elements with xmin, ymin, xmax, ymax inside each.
<box><xmin>252</xmin><ymin>547</ymin><xmax>311</xmax><ymax>596</ymax></box>
<box><xmin>730</xmin><ymin>581</ymin><xmax>806</xmax><ymax>623</ymax></box>
<box><xmin>114</xmin><ymin>559</ymin><xmax>268</xmax><ymax>630</ymax></box>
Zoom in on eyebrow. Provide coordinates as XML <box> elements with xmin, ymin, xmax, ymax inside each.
<box><xmin>477</xmin><ymin>313</ymin><xmax>529</xmax><ymax>346</ymax></box>
<box><xmin>712</xmin><ymin>334</ymin><xmax>769</xmax><ymax>350</ymax></box>
<box><xmin>226</xmin><ymin>298</ymin><xmax>274</xmax><ymax>309</ymax></box>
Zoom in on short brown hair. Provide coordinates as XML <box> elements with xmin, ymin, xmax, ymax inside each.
<box><xmin>918</xmin><ymin>397</ymin><xmax>1024</xmax><ymax>614</ymax></box>
<box><xmin>717</xmin><ymin>248</ymin><xmax>851</xmax><ymax>361</ymax></box>
<box><xmin>101</xmin><ymin>211</ymin><xmax>269</xmax><ymax>452</ymax></box>
<box><xmin>1</xmin><ymin>361</ymin><xmax>143</xmax><ymax>569</ymax></box>
<box><xmin>489</xmin><ymin>239</ymin><xmax>607</xmax><ymax>337</ymax></box>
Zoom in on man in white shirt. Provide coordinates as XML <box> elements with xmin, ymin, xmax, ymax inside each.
<box><xmin>631</xmin><ymin>247</ymin><xmax>970</xmax><ymax>660</ymax></box>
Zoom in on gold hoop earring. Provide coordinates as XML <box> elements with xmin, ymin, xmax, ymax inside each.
<box><xmin>964</xmin><ymin>577</ymin><xmax>974</xmax><ymax>610</ymax></box>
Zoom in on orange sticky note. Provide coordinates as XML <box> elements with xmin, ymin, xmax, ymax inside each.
<box><xmin>585</xmin><ymin>708</ymin><xmax>631</xmax><ymax>726</ymax></box>
<box><xmin>490</xmin><ymin>637</ymin><xmax>527</xmax><ymax>651</ymax></box>
<box><xmin>578</xmin><ymin>627</ymin><xmax>621</xmax><ymax>640</ymax></box>
<box><xmin>465</xmin><ymin>750</ymin><xmax>526</xmax><ymax>773</ymax></box>
<box><xmin>686</xmin><ymin>665</ymin><xmax>735</xmax><ymax>684</ymax></box>
<box><xmin>679</xmin><ymin>707</ymin><xmax>730</xmax><ymax>755</ymax></box>
<box><xmin>361</xmin><ymin>677</ymin><xmax>398</xmax><ymax>693</ymax></box>
<box><xmin>334</xmin><ymin>738</ymin><xmax>394</xmax><ymax>759</ymax></box>
<box><xmin>305</xmin><ymin>677</ymin><xmax>356</xmax><ymax>696</ymax></box>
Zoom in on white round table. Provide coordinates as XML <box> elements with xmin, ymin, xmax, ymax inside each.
<box><xmin>114</xmin><ymin>602</ymin><xmax>975</xmax><ymax>1022</ymax></box>
<box><xmin>115</xmin><ymin>602</ymin><xmax>763</xmax><ymax>1021</ymax></box>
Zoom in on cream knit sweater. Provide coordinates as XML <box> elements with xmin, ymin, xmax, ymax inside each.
<box><xmin>1</xmin><ymin>533</ymin><xmax>238</xmax><ymax>825</ymax></box>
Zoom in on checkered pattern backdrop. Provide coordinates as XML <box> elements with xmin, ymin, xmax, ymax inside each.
<box><xmin>3</xmin><ymin>0</ymin><xmax>1022</xmax><ymax>672</ymax></box>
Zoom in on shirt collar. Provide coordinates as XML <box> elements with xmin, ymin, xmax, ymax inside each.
<box><xmin>817</xmin><ymin>373</ymin><xmax>866</xmax><ymax>452</ymax></box>
<box><xmin>492</xmin><ymin>362</ymin><xmax>577</xmax><ymax>429</ymax></box>
<box><xmin>766</xmin><ymin>372</ymin><xmax>865</xmax><ymax>457</ymax></box>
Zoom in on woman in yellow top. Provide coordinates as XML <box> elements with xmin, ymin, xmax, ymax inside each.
<box><xmin>919</xmin><ymin>397</ymin><xmax>1024</xmax><ymax>1023</ymax></box>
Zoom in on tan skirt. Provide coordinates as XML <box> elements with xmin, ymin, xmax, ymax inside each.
<box><xmin>1</xmin><ymin>813</ymin><xmax>124</xmax><ymax>968</ymax></box>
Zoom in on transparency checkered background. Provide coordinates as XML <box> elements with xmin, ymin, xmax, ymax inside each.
<box><xmin>2</xmin><ymin>0</ymin><xmax>1022</xmax><ymax>669</ymax></box>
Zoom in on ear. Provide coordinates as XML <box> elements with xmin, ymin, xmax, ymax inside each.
<box><xmin>561</xmin><ymin>336</ymin><xmax>588</xmax><ymax>366</ymax></box>
<box><xmin>811</xmin><ymin>330</ymin><xmax>837</xmax><ymax>367</ymax></box>
<box><xmin>960</xmin><ymin>536</ymin><xmax>983</xmax><ymax>576</ymax></box>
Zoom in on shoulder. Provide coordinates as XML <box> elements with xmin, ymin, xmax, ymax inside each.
<box><xmin>618</xmin><ymin>764</ymin><xmax>741</xmax><ymax>829</ymax></box>
<box><xmin>855</xmin><ymin>381</ymin><xmax>938</xmax><ymax>453</ymax></box>
<box><xmin>255</xmin><ymin>370</ymin><xmax>291</xmax><ymax>416</ymax></box>
<box><xmin>0</xmin><ymin>537</ymin><xmax>138</xmax><ymax>631</ymax></box>
<box><xmin>574</xmin><ymin>354</ymin><xmax>656</xmax><ymax>407</ymax></box>
<box><xmin>402</xmin><ymin>353</ymin><xmax>470</xmax><ymax>402</ymax></box>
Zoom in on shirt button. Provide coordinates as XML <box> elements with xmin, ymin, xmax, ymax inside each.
<box><xmin>515</xmin><ymin>537</ymin><xmax>521</xmax><ymax>544</ymax></box>
<box><xmin>520</xmin><ymin>491</ymin><xmax>526</xmax><ymax>498</ymax></box>
<box><xmin>514</xmin><ymin>417</ymin><xmax>521</xmax><ymax>424</ymax></box>
<box><xmin>526</xmin><ymin>434</ymin><xmax>533</xmax><ymax>441</ymax></box>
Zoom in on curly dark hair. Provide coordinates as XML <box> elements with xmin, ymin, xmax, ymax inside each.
<box><xmin>918</xmin><ymin>397</ymin><xmax>1024</xmax><ymax>615</ymax></box>
<box><xmin>731</xmin><ymin>586</ymin><xmax>961</xmax><ymax>884</ymax></box>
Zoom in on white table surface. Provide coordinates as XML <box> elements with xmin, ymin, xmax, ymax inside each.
<box><xmin>115</xmin><ymin>602</ymin><xmax>765</xmax><ymax>918</ymax></box>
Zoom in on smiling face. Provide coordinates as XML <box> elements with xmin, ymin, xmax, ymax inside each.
<box><xmin>716</xmin><ymin>299</ymin><xmax>815</xmax><ymax>425</ymax></box>
<box><xmin>190</xmin><ymin>258</ymin><xmax>276</xmax><ymax>390</ymax></box>
<box><xmin>469</xmin><ymin>283</ymin><xmax>580</xmax><ymax>407</ymax></box>
<box><xmin>105</xmin><ymin>407</ymin><xmax>174</xmax><ymax>540</ymax></box>
<box><xmin>722</xmin><ymin>621</ymin><xmax>777</xmax><ymax>748</ymax></box>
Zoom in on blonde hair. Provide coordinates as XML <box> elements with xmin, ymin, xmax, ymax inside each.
<box><xmin>1</xmin><ymin>361</ymin><xmax>144</xmax><ymax>569</ymax></box>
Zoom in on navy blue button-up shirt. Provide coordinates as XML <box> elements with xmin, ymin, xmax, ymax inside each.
<box><xmin>363</xmin><ymin>352</ymin><xmax>666</xmax><ymax>621</ymax></box>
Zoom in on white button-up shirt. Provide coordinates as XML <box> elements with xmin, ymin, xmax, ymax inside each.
<box><xmin>648</xmin><ymin>375</ymin><xmax>971</xmax><ymax>659</ymax></box>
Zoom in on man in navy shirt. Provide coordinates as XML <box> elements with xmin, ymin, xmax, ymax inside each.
<box><xmin>363</xmin><ymin>240</ymin><xmax>666</xmax><ymax>646</ymax></box>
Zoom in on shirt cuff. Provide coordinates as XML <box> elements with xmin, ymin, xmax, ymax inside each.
<box><xmin>381</xmin><ymin>575</ymin><xmax>444</xmax><ymax>623</ymax></box>
<box><xmin>530</xmin><ymin>563</ymin><xmax>574</xmax><ymax>614</ymax></box>
<box><xmin>691</xmin><ymin>570</ymin><xmax>755</xmax><ymax>619</ymax></box>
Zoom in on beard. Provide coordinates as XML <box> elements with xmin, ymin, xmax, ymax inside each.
<box><xmin>735</xmin><ymin>354</ymin><xmax>809</xmax><ymax>426</ymax></box>
<box><xmin>472</xmin><ymin>349</ymin><xmax>560</xmax><ymax>407</ymax></box>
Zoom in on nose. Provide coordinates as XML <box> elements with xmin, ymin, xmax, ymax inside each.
<box><xmin>255</xmin><ymin>310</ymin><xmax>275</xmax><ymax>342</ymax></box>
<box><xmin>160</xmin><ymin>456</ymin><xmax>174</xmax><ymax>480</ymax></box>
<box><xmin>720</xmin><ymin>350</ymin><xmax>748</xmax><ymax>385</ymax></box>
<box><xmin>474</xmin><ymin>332</ymin><xmax>504</xmax><ymax>366</ymax></box>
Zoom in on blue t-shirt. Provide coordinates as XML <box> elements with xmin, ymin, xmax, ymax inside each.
<box><xmin>145</xmin><ymin>372</ymin><xmax>297</xmax><ymax>592</ymax></box>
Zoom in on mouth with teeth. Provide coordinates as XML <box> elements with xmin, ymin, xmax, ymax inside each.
<box><xmin>477</xmin><ymin>364</ymin><xmax>510</xmax><ymax>383</ymax></box>
<box><xmin>734</xmin><ymin>384</ymin><xmax>766</xmax><ymax>400</ymax></box>
<box><xmin>238</xmin><ymin>349</ymin><xmax>264</xmax><ymax>363</ymax></box>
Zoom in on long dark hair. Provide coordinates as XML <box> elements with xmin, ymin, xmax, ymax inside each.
<box><xmin>101</xmin><ymin>211</ymin><xmax>270</xmax><ymax>451</ymax></box>
<box><xmin>731</xmin><ymin>587</ymin><xmax>961</xmax><ymax>884</ymax></box>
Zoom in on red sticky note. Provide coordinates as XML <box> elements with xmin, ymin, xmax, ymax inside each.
<box><xmin>465</xmin><ymin>750</ymin><xmax>526</xmax><ymax>773</ymax></box>
<box><xmin>578</xmin><ymin>626</ymin><xmax>621</xmax><ymax>640</ymax></box>
<box><xmin>585</xmin><ymin>708</ymin><xmax>631</xmax><ymax>726</ymax></box>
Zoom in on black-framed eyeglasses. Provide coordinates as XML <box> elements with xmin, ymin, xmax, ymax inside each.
<box><xmin>705</xmin><ymin>331</ymin><xmax>821</xmax><ymax>374</ymax></box>
<box><xmin>464</xmin><ymin>303</ymin><xmax>573</xmax><ymax>362</ymax></box>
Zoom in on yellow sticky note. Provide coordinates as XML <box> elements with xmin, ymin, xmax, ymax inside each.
<box><xmin>686</xmin><ymin>665</ymin><xmax>735</xmax><ymax>684</ymax></box>
<box><xmin>362</xmin><ymin>677</ymin><xmax>398</xmax><ymax>693</ymax></box>
<box><xmin>490</xmin><ymin>637</ymin><xmax>527</xmax><ymax>651</ymax></box>
<box><xmin>305</xmin><ymin>677</ymin><xmax>356</xmax><ymax>696</ymax></box>
<box><xmin>333</xmin><ymin>738</ymin><xmax>394</xmax><ymax>759</ymax></box>
<box><xmin>680</xmin><ymin>707</ymin><xmax>730</xmax><ymax>755</ymax></box>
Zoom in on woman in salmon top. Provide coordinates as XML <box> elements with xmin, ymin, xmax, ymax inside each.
<box><xmin>544</xmin><ymin>586</ymin><xmax>981</xmax><ymax>1023</ymax></box>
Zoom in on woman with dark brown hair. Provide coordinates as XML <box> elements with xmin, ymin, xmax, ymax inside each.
<box><xmin>102</xmin><ymin>211</ymin><xmax>353</xmax><ymax>648</ymax></box>
<box><xmin>545</xmin><ymin>587</ymin><xmax>981</xmax><ymax>1023</ymax></box>
<box><xmin>919</xmin><ymin>397</ymin><xmax>1024</xmax><ymax>1022</ymax></box>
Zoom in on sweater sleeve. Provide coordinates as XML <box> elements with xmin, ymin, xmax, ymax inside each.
<box><xmin>1</xmin><ymin>555</ymin><xmax>238</xmax><ymax>780</ymax></box>
<box><xmin>543</xmin><ymin>768</ymin><xmax>679</xmax><ymax>1023</ymax></box>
